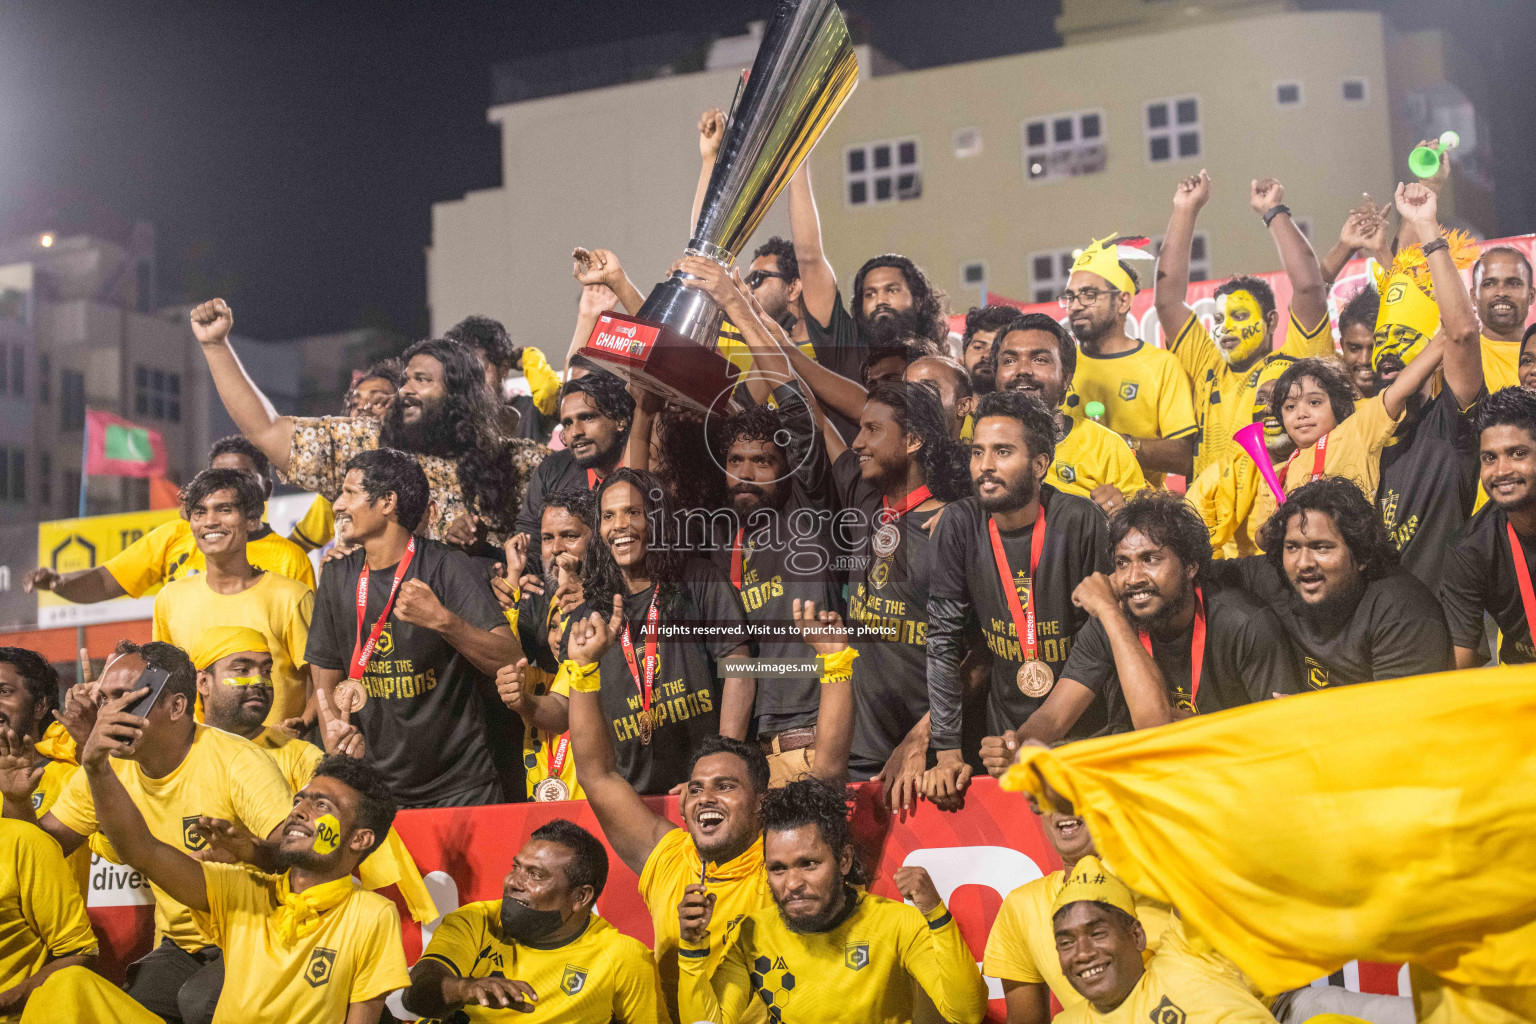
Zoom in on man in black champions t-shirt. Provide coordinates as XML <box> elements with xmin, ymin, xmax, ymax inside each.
<box><xmin>1210</xmin><ymin>477</ymin><xmax>1452</xmax><ymax>688</ymax></box>
<box><xmin>306</xmin><ymin>449</ymin><xmax>522</xmax><ymax>808</ymax></box>
<box><xmin>1439</xmin><ymin>388</ymin><xmax>1536</xmax><ymax>666</ymax></box>
<box><xmin>515</xmin><ymin>370</ymin><xmax>634</xmax><ymax>541</ymax></box>
<box><xmin>923</xmin><ymin>390</ymin><xmax>1110</xmax><ymax>809</ymax></box>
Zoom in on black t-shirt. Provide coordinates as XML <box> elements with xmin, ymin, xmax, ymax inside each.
<box><xmin>926</xmin><ymin>488</ymin><xmax>1110</xmax><ymax>750</ymax></box>
<box><xmin>1211</xmin><ymin>556</ymin><xmax>1453</xmax><ymax>688</ymax></box>
<box><xmin>516</xmin><ymin>448</ymin><xmax>598</xmax><ymax>540</ymax></box>
<box><xmin>510</xmin><ymin>393</ymin><xmax>555</xmax><ymax>443</ymax></box>
<box><xmin>566</xmin><ymin>559</ymin><xmax>746</xmax><ymax>795</ymax></box>
<box><xmin>1376</xmin><ymin>386</ymin><xmax>1482</xmax><ymax>590</ymax></box>
<box><xmin>802</xmin><ymin>288</ymin><xmax>864</xmax><ymax>443</ymax></box>
<box><xmin>516</xmin><ymin>587</ymin><xmax>562</xmax><ymax>674</ymax></box>
<box><xmin>1438</xmin><ymin>504</ymin><xmax>1536</xmax><ymax>664</ymax></box>
<box><xmin>306</xmin><ymin>538</ymin><xmax>506</xmax><ymax>808</ymax></box>
<box><xmin>1063</xmin><ymin>583</ymin><xmax>1300</xmax><ymax>733</ymax></box>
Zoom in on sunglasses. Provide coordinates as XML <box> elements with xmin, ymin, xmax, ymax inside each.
<box><xmin>745</xmin><ymin>270</ymin><xmax>789</xmax><ymax>290</ymax></box>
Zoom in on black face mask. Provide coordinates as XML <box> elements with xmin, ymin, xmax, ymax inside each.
<box><xmin>500</xmin><ymin>897</ymin><xmax>565</xmax><ymax>944</ymax></box>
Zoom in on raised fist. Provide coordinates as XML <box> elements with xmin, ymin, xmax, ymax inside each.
<box><xmin>189</xmin><ymin>298</ymin><xmax>234</xmax><ymax>346</ymax></box>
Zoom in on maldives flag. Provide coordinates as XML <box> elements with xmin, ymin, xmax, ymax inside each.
<box><xmin>84</xmin><ymin>409</ymin><xmax>167</xmax><ymax>478</ymax></box>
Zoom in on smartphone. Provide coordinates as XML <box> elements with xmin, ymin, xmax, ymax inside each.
<box><xmin>125</xmin><ymin>667</ymin><xmax>172</xmax><ymax>718</ymax></box>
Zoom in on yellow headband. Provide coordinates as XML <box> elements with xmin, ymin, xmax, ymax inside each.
<box><xmin>1051</xmin><ymin>855</ymin><xmax>1137</xmax><ymax>918</ymax></box>
<box><xmin>191</xmin><ymin>626</ymin><xmax>270</xmax><ymax>671</ymax></box>
<box><xmin>1070</xmin><ymin>234</ymin><xmax>1152</xmax><ymax>296</ymax></box>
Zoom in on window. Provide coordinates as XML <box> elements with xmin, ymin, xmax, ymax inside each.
<box><xmin>62</xmin><ymin>369</ymin><xmax>85</xmax><ymax>431</ymax></box>
<box><xmin>10</xmin><ymin>346</ymin><xmax>21</xmax><ymax>398</ymax></box>
<box><xmin>960</xmin><ymin>261</ymin><xmax>987</xmax><ymax>296</ymax></box>
<box><xmin>64</xmin><ymin>472</ymin><xmax>79</xmax><ymax>517</ymax></box>
<box><xmin>39</xmin><ymin>452</ymin><xmax>50</xmax><ymax>507</ymax></box>
<box><xmin>1275</xmin><ymin>81</ymin><xmax>1303</xmax><ymax>107</ymax></box>
<box><xmin>0</xmin><ymin>343</ymin><xmax>7</xmax><ymax>393</ymax></box>
<box><xmin>1342</xmin><ymin>78</ymin><xmax>1368</xmax><ymax>103</ymax></box>
<box><xmin>1152</xmin><ymin>233</ymin><xmax>1212</xmax><ymax>283</ymax></box>
<box><xmin>844</xmin><ymin>137</ymin><xmax>922</xmax><ymax>207</ymax></box>
<box><xmin>952</xmin><ymin>126</ymin><xmax>982</xmax><ymax>159</ymax></box>
<box><xmin>0</xmin><ymin>449</ymin><xmax>22</xmax><ymax>503</ymax></box>
<box><xmin>1029</xmin><ymin>247</ymin><xmax>1078</xmax><ymax>304</ymax></box>
<box><xmin>1022</xmin><ymin>109</ymin><xmax>1106</xmax><ymax>182</ymax></box>
<box><xmin>135</xmin><ymin>364</ymin><xmax>181</xmax><ymax>422</ymax></box>
<box><xmin>1145</xmin><ymin>95</ymin><xmax>1201</xmax><ymax>163</ymax></box>
<box><xmin>37</xmin><ymin>354</ymin><xmax>49</xmax><ymax>403</ymax></box>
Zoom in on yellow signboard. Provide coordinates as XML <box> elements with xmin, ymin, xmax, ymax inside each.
<box><xmin>37</xmin><ymin>508</ymin><xmax>179</xmax><ymax>626</ymax></box>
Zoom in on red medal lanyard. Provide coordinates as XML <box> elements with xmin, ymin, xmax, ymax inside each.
<box><xmin>545</xmin><ymin>601</ymin><xmax>570</xmax><ymax>774</ymax></box>
<box><xmin>730</xmin><ymin>528</ymin><xmax>746</xmax><ymax>591</ymax></box>
<box><xmin>586</xmin><ymin>457</ymin><xmax>624</xmax><ymax>491</ymax></box>
<box><xmin>1138</xmin><ymin>587</ymin><xmax>1206</xmax><ymax>710</ymax></box>
<box><xmin>879</xmin><ymin>485</ymin><xmax>933</xmax><ymax>526</ymax></box>
<box><xmin>1282</xmin><ymin>432</ymin><xmax>1329</xmax><ymax>493</ymax></box>
<box><xmin>987</xmin><ymin>514</ymin><xmax>1047</xmax><ymax>662</ymax></box>
<box><xmin>1506</xmin><ymin>524</ymin><xmax>1536</xmax><ymax>633</ymax></box>
<box><xmin>618</xmin><ymin>594</ymin><xmax>660</xmax><ymax>726</ymax></box>
<box><xmin>349</xmin><ymin>537</ymin><xmax>416</xmax><ymax>679</ymax></box>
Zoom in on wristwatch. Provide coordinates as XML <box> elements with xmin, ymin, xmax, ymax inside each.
<box><xmin>1262</xmin><ymin>204</ymin><xmax>1292</xmax><ymax>228</ymax></box>
<box><xmin>1121</xmin><ymin>433</ymin><xmax>1143</xmax><ymax>456</ymax></box>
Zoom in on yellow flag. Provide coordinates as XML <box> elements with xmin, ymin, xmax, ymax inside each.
<box><xmin>1002</xmin><ymin>666</ymin><xmax>1536</xmax><ymax>994</ymax></box>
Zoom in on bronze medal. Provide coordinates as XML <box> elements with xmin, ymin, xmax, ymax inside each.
<box><xmin>871</xmin><ymin>523</ymin><xmax>900</xmax><ymax>559</ymax></box>
<box><xmin>533</xmin><ymin>777</ymin><xmax>570</xmax><ymax>802</ymax></box>
<box><xmin>1016</xmin><ymin>659</ymin><xmax>1055</xmax><ymax>698</ymax></box>
<box><xmin>333</xmin><ymin>681</ymin><xmax>368</xmax><ymax>713</ymax></box>
<box><xmin>638</xmin><ymin>708</ymin><xmax>654</xmax><ymax>745</ymax></box>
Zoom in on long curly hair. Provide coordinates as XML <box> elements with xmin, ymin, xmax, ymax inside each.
<box><xmin>381</xmin><ymin>338</ymin><xmax>524</xmax><ymax>536</ymax></box>
<box><xmin>1258</xmin><ymin>477</ymin><xmax>1399</xmax><ymax>581</ymax></box>
<box><xmin>851</xmin><ymin>254</ymin><xmax>950</xmax><ymax>348</ymax></box>
<box><xmin>761</xmin><ymin>778</ymin><xmax>867</xmax><ymax>886</ymax></box>
<box><xmin>865</xmin><ymin>380</ymin><xmax>970</xmax><ymax>502</ymax></box>
<box><xmin>654</xmin><ymin>406</ymin><xmax>728</xmax><ymax>514</ymax></box>
<box><xmin>582</xmin><ymin>468</ymin><xmax>689</xmax><ymax>616</ymax></box>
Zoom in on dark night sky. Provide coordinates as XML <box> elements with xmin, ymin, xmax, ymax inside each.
<box><xmin>0</xmin><ymin>1</ymin><xmax>1529</xmax><ymax>342</ymax></box>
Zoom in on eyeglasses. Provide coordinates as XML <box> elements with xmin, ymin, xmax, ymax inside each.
<box><xmin>1057</xmin><ymin>287</ymin><xmax>1119</xmax><ymax>309</ymax></box>
<box><xmin>745</xmin><ymin>270</ymin><xmax>789</xmax><ymax>290</ymax></box>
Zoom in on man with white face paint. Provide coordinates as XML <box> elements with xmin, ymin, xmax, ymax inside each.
<box><xmin>1154</xmin><ymin>172</ymin><xmax>1334</xmax><ymax>480</ymax></box>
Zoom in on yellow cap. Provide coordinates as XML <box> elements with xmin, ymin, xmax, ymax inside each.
<box><xmin>1051</xmin><ymin>855</ymin><xmax>1137</xmax><ymax>918</ymax></box>
<box><xmin>190</xmin><ymin>626</ymin><xmax>270</xmax><ymax>671</ymax></box>
<box><xmin>1370</xmin><ymin>230</ymin><xmax>1480</xmax><ymax>371</ymax></box>
<box><xmin>1254</xmin><ymin>356</ymin><xmax>1294</xmax><ymax>391</ymax></box>
<box><xmin>1070</xmin><ymin>234</ymin><xmax>1152</xmax><ymax>296</ymax></box>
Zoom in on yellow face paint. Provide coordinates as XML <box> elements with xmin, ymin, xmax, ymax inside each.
<box><xmin>219</xmin><ymin>675</ymin><xmax>268</xmax><ymax>688</ymax></box>
<box><xmin>1372</xmin><ymin>322</ymin><xmax>1429</xmax><ymax>373</ymax></box>
<box><xmin>312</xmin><ymin>814</ymin><xmax>342</xmax><ymax>855</ymax></box>
<box><xmin>1215</xmin><ymin>290</ymin><xmax>1268</xmax><ymax>365</ymax></box>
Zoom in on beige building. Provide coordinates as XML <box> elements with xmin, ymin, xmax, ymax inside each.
<box><xmin>429</xmin><ymin>0</ymin><xmax>1494</xmax><ymax>356</ymax></box>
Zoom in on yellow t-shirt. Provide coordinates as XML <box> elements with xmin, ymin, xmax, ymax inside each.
<box><xmin>1187</xmin><ymin>454</ymin><xmax>1269</xmax><ymax>559</ymax></box>
<box><xmin>521</xmin><ymin>346</ymin><xmax>564</xmax><ymax>418</ymax></box>
<box><xmin>1169</xmin><ymin>311</ymin><xmax>1332</xmax><ymax>479</ymax></box>
<box><xmin>287</xmin><ymin>494</ymin><xmax>335</xmax><ymax>553</ymax></box>
<box><xmin>153</xmin><ymin>571</ymin><xmax>314</xmax><ymax>725</ymax></box>
<box><xmin>193</xmin><ymin>863</ymin><xmax>409</xmax><ymax>1024</ymax></box>
<box><xmin>638</xmin><ymin>827</ymin><xmax>772</xmax><ymax>1023</ymax></box>
<box><xmin>418</xmin><ymin>901</ymin><xmax>667</xmax><ymax>1023</ymax></box>
<box><xmin>104</xmin><ymin>517</ymin><xmax>316</xmax><ymax>597</ymax></box>
<box><xmin>522</xmin><ymin>663</ymin><xmax>582</xmax><ymax>802</ymax></box>
<box><xmin>983</xmin><ymin>868</ymin><xmax>1174</xmax><ymax>1010</ymax></box>
<box><xmin>29</xmin><ymin>759</ymin><xmax>91</xmax><ymax>895</ymax></box>
<box><xmin>679</xmin><ymin>892</ymin><xmax>989</xmax><ymax>1024</ymax></box>
<box><xmin>48</xmin><ymin>724</ymin><xmax>293</xmax><ymax>951</ymax></box>
<box><xmin>717</xmin><ymin>317</ymin><xmax>819</xmax><ymax>375</ymax></box>
<box><xmin>1482</xmin><ymin>335</ymin><xmax>1521</xmax><ymax>395</ymax></box>
<box><xmin>1047</xmin><ymin>418</ymin><xmax>1148</xmax><ymax>501</ymax></box>
<box><xmin>0</xmin><ymin>819</ymin><xmax>98</xmax><ymax>1024</ymax></box>
<box><xmin>1066</xmin><ymin>341</ymin><xmax>1198</xmax><ymax>488</ymax></box>
<box><xmin>1052</xmin><ymin>940</ymin><xmax>1277</xmax><ymax>1024</ymax></box>
<box><xmin>249</xmin><ymin>727</ymin><xmax>325</xmax><ymax>792</ymax></box>
<box><xmin>1250</xmin><ymin>394</ymin><xmax>1402</xmax><ymax>550</ymax></box>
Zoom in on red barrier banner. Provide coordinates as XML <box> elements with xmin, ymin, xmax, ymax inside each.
<box><xmin>84</xmin><ymin>779</ymin><xmax>1407</xmax><ymax>1019</ymax></box>
<box><xmin>948</xmin><ymin>234</ymin><xmax>1536</xmax><ymax>345</ymax></box>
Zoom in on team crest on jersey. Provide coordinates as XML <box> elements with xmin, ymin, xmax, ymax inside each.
<box><xmin>304</xmin><ymin>947</ymin><xmax>337</xmax><ymax>987</ymax></box>
<box><xmin>870</xmin><ymin>559</ymin><xmax>890</xmax><ymax>588</ymax></box>
<box><xmin>560</xmin><ymin>964</ymin><xmax>587</xmax><ymax>995</ymax></box>
<box><xmin>1149</xmin><ymin>995</ymin><xmax>1187</xmax><ymax>1024</ymax></box>
<box><xmin>1119</xmin><ymin>380</ymin><xmax>1138</xmax><ymax>401</ymax></box>
<box><xmin>375</xmin><ymin>624</ymin><xmax>395</xmax><ymax>656</ymax></box>
<box><xmin>181</xmin><ymin>816</ymin><xmax>207</xmax><ymax>851</ymax></box>
<box><xmin>844</xmin><ymin>942</ymin><xmax>870</xmax><ymax>971</ymax></box>
<box><xmin>30</xmin><ymin>790</ymin><xmax>43</xmax><ymax>811</ymax></box>
<box><xmin>1057</xmin><ymin>464</ymin><xmax>1077</xmax><ymax>483</ymax></box>
<box><xmin>1303</xmin><ymin>656</ymin><xmax>1330</xmax><ymax>690</ymax></box>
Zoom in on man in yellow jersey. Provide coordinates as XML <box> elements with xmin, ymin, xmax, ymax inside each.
<box><xmin>985</xmin><ymin>807</ymin><xmax>1171</xmax><ymax>1023</ymax></box>
<box><xmin>678</xmin><ymin>778</ymin><xmax>987</xmax><ymax>1024</ymax></box>
<box><xmin>1062</xmin><ymin>235</ymin><xmax>1197</xmax><ymax>485</ymax></box>
<box><xmin>0</xmin><ymin>640</ymin><xmax>294</xmax><ymax>1022</ymax></box>
<box><xmin>24</xmin><ymin>435</ymin><xmax>315</xmax><ymax>602</ymax></box>
<box><xmin>564</xmin><ymin>604</ymin><xmax>773</xmax><ymax>1022</ymax></box>
<box><xmin>1154</xmin><ymin>172</ymin><xmax>1333</xmax><ymax>480</ymax></box>
<box><xmin>496</xmin><ymin>490</ymin><xmax>595</xmax><ymax>801</ymax></box>
<box><xmin>153</xmin><ymin>468</ymin><xmax>313</xmax><ymax>729</ymax></box>
<box><xmin>994</xmin><ymin>312</ymin><xmax>1146</xmax><ymax>512</ymax></box>
<box><xmin>1049</xmin><ymin>857</ymin><xmax>1276</xmax><ymax>1024</ymax></box>
<box><xmin>0</xmin><ymin>817</ymin><xmax>98</xmax><ymax>1022</ymax></box>
<box><xmin>189</xmin><ymin>627</ymin><xmax>436</xmax><ymax>927</ymax></box>
<box><xmin>29</xmin><ymin>718</ymin><xmax>409</xmax><ymax>1024</ymax></box>
<box><xmin>404</xmin><ymin>819</ymin><xmax>666</xmax><ymax>1022</ymax></box>
<box><xmin>1471</xmin><ymin>246</ymin><xmax>1533</xmax><ymax>392</ymax></box>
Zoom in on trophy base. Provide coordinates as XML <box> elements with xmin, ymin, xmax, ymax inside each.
<box><xmin>581</xmin><ymin>308</ymin><xmax>739</xmax><ymax>415</ymax></box>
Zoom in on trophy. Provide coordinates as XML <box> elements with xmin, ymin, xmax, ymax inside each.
<box><xmin>582</xmin><ymin>0</ymin><xmax>859</xmax><ymax>412</ymax></box>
